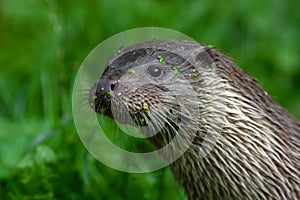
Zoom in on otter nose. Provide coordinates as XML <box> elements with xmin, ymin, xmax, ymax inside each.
<box><xmin>89</xmin><ymin>78</ymin><xmax>119</xmax><ymax>114</ymax></box>
<box><xmin>93</xmin><ymin>78</ymin><xmax>117</xmax><ymax>92</ymax></box>
<box><xmin>95</xmin><ymin>79</ymin><xmax>119</xmax><ymax>94</ymax></box>
<box><xmin>109</xmin><ymin>80</ymin><xmax>118</xmax><ymax>92</ymax></box>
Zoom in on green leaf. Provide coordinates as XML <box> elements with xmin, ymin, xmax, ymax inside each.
<box><xmin>172</xmin><ymin>66</ymin><xmax>179</xmax><ymax>74</ymax></box>
<box><xmin>128</xmin><ymin>68</ymin><xmax>136</xmax><ymax>74</ymax></box>
<box><xmin>157</xmin><ymin>55</ymin><xmax>164</xmax><ymax>63</ymax></box>
<box><xmin>143</xmin><ymin>103</ymin><xmax>148</xmax><ymax>110</ymax></box>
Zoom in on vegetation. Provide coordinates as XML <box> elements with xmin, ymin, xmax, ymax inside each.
<box><xmin>1</xmin><ymin>0</ymin><xmax>299</xmax><ymax>199</ymax></box>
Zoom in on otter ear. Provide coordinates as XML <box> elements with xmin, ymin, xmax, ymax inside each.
<box><xmin>191</xmin><ymin>46</ymin><xmax>216</xmax><ymax>70</ymax></box>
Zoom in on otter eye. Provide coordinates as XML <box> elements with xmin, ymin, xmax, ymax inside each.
<box><xmin>148</xmin><ymin>66</ymin><xmax>163</xmax><ymax>78</ymax></box>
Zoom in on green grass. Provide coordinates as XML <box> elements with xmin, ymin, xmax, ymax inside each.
<box><xmin>1</xmin><ymin>0</ymin><xmax>300</xmax><ymax>199</ymax></box>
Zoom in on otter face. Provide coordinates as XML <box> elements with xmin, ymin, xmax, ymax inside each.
<box><xmin>88</xmin><ymin>40</ymin><xmax>217</xmax><ymax>143</ymax></box>
<box><xmin>89</xmin><ymin>47</ymin><xmax>189</xmax><ymax>128</ymax></box>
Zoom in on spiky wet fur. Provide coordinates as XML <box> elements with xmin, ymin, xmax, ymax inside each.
<box><xmin>169</xmin><ymin>48</ymin><xmax>300</xmax><ymax>199</ymax></box>
<box><xmin>90</xmin><ymin>40</ymin><xmax>300</xmax><ymax>200</ymax></box>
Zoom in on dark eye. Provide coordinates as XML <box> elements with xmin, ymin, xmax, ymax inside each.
<box><xmin>148</xmin><ymin>66</ymin><xmax>163</xmax><ymax>78</ymax></box>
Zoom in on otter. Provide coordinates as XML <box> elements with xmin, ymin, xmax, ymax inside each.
<box><xmin>88</xmin><ymin>40</ymin><xmax>300</xmax><ymax>199</ymax></box>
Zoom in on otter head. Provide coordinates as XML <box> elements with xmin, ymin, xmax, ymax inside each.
<box><xmin>88</xmin><ymin>40</ymin><xmax>221</xmax><ymax>146</ymax></box>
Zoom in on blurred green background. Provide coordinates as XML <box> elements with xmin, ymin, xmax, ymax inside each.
<box><xmin>0</xmin><ymin>0</ymin><xmax>299</xmax><ymax>199</ymax></box>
